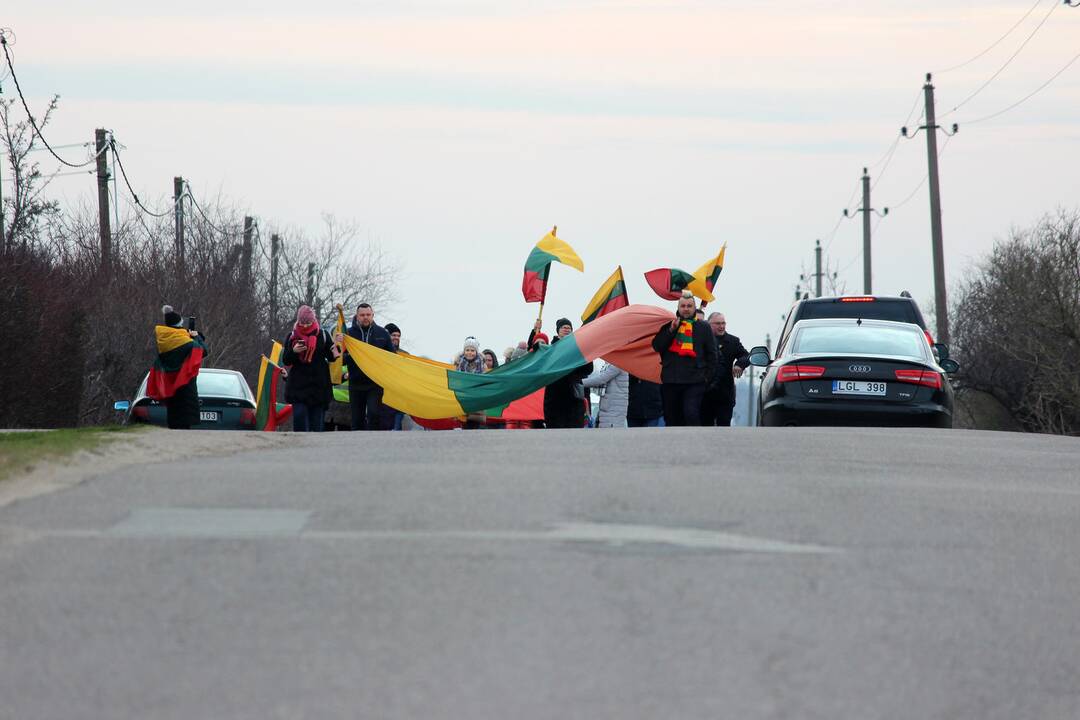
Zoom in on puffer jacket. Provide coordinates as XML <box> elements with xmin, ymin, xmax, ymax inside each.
<box><xmin>582</xmin><ymin>362</ymin><xmax>629</xmax><ymax>428</ymax></box>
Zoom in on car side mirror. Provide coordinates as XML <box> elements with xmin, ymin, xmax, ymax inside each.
<box><xmin>113</xmin><ymin>401</ymin><xmax>130</xmax><ymax>412</ymax></box>
<box><xmin>932</xmin><ymin>342</ymin><xmax>950</xmax><ymax>361</ymax></box>
<box><xmin>940</xmin><ymin>358</ymin><xmax>960</xmax><ymax>374</ymax></box>
<box><xmin>747</xmin><ymin>346</ymin><xmax>771</xmax><ymax>367</ymax></box>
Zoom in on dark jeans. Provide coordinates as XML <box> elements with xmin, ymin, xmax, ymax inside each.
<box><xmin>165</xmin><ymin>380</ymin><xmax>199</xmax><ymax>429</ymax></box>
<box><xmin>350</xmin><ymin>386</ymin><xmax>385</xmax><ymax>430</ymax></box>
<box><xmin>292</xmin><ymin>402</ymin><xmax>326</xmax><ymax>432</ymax></box>
<box><xmin>627</xmin><ymin>417</ymin><xmax>662</xmax><ymax>428</ymax></box>
<box><xmin>661</xmin><ymin>382</ymin><xmax>707</xmax><ymax>427</ymax></box>
<box><xmin>701</xmin><ymin>389</ymin><xmax>735</xmax><ymax>427</ymax></box>
<box><xmin>545</xmin><ymin>404</ymin><xmax>584</xmax><ymax>429</ymax></box>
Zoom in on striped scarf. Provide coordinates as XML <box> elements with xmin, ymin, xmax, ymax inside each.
<box><xmin>669</xmin><ymin>320</ymin><xmax>696</xmax><ymax>357</ymax></box>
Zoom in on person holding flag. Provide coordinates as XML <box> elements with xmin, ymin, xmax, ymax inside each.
<box><xmin>341</xmin><ymin>303</ymin><xmax>396</xmax><ymax>431</ymax></box>
<box><xmin>148</xmin><ymin>305</ymin><xmax>208</xmax><ymax>430</ymax></box>
<box><xmin>651</xmin><ymin>291</ymin><xmax>718</xmax><ymax>426</ymax></box>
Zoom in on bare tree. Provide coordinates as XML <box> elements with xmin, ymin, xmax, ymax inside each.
<box><xmin>951</xmin><ymin>210</ymin><xmax>1080</xmax><ymax>435</ymax></box>
<box><xmin>1</xmin><ymin>96</ymin><xmax>61</xmax><ymax>252</ymax></box>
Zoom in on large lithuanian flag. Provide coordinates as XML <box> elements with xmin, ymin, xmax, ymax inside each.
<box><xmin>254</xmin><ymin>341</ymin><xmax>293</xmax><ymax>431</ymax></box>
<box><xmin>147</xmin><ymin>325</ymin><xmax>206</xmax><ymax>400</ymax></box>
<box><xmin>581</xmin><ymin>266</ymin><xmax>629</xmax><ymax>325</ymax></box>
<box><xmin>522</xmin><ymin>228</ymin><xmax>584</xmax><ymax>302</ymax></box>
<box><xmin>342</xmin><ymin>305</ymin><xmax>668</xmax><ymax>419</ymax></box>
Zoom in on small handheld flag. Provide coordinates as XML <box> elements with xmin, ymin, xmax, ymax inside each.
<box><xmin>581</xmin><ymin>265</ymin><xmax>629</xmax><ymax>325</ymax></box>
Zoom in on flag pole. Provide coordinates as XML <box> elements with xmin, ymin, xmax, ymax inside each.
<box><xmin>537</xmin><ymin>224</ymin><xmax>556</xmax><ymax>324</ymax></box>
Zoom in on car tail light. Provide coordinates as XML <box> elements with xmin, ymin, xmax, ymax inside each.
<box><xmin>132</xmin><ymin>406</ymin><xmax>150</xmax><ymax>421</ymax></box>
<box><xmin>840</xmin><ymin>296</ymin><xmax>876</xmax><ymax>303</ymax></box>
<box><xmin>924</xmin><ymin>330</ymin><xmax>935</xmax><ymax>347</ymax></box>
<box><xmin>777</xmin><ymin>365</ymin><xmax>826</xmax><ymax>383</ymax></box>
<box><xmin>239</xmin><ymin>408</ymin><xmax>256</xmax><ymax>427</ymax></box>
<box><xmin>894</xmin><ymin>369</ymin><xmax>942</xmax><ymax>390</ymax></box>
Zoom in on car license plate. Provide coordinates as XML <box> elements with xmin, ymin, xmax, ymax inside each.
<box><xmin>200</xmin><ymin>411</ymin><xmax>219</xmax><ymax>422</ymax></box>
<box><xmin>832</xmin><ymin>380</ymin><xmax>887</xmax><ymax>396</ymax></box>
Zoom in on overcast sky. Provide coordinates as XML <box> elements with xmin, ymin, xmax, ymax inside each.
<box><xmin>8</xmin><ymin>1</ymin><xmax>1080</xmax><ymax>359</ymax></box>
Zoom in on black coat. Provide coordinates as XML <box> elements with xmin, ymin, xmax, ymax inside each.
<box><xmin>543</xmin><ymin>335</ymin><xmax>594</xmax><ymax>416</ymax></box>
<box><xmin>709</xmin><ymin>332</ymin><xmax>751</xmax><ymax>406</ymax></box>
<box><xmin>627</xmin><ymin>375</ymin><xmax>663</xmax><ymax>420</ymax></box>
<box><xmin>282</xmin><ymin>328</ymin><xmax>336</xmax><ymax>407</ymax></box>
<box><xmin>651</xmin><ymin>318</ymin><xmax>719</xmax><ymax>385</ymax></box>
<box><xmin>344</xmin><ymin>320</ymin><xmax>396</xmax><ymax>388</ymax></box>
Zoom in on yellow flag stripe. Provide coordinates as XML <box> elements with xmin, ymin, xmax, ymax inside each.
<box><xmin>535</xmin><ymin>232</ymin><xmax>585</xmax><ymax>272</ymax></box>
<box><xmin>342</xmin><ymin>335</ymin><xmax>466</xmax><ymax>418</ymax></box>
<box><xmin>155</xmin><ymin>325</ymin><xmax>194</xmax><ymax>354</ymax></box>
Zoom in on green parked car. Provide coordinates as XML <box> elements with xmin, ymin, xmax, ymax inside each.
<box><xmin>114</xmin><ymin>368</ymin><xmax>259</xmax><ymax>430</ymax></box>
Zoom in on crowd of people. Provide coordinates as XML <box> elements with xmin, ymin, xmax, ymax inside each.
<box><xmin>152</xmin><ymin>290</ymin><xmax>750</xmax><ymax>431</ymax></box>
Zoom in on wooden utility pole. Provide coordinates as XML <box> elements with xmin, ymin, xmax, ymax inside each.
<box><xmin>270</xmin><ymin>233</ymin><xmax>280</xmax><ymax>336</ymax></box>
<box><xmin>173</xmin><ymin>176</ymin><xmax>185</xmax><ymax>264</ymax></box>
<box><xmin>814</xmin><ymin>240</ymin><xmax>823</xmax><ymax>297</ymax></box>
<box><xmin>843</xmin><ymin>167</ymin><xmax>888</xmax><ymax>294</ymax></box>
<box><xmin>242</xmin><ymin>216</ymin><xmax>254</xmax><ymax>287</ymax></box>
<box><xmin>306</xmin><ymin>262</ymin><xmax>315</xmax><ymax>306</ymax></box>
<box><xmin>95</xmin><ymin>129</ymin><xmax>112</xmax><ymax>274</ymax></box>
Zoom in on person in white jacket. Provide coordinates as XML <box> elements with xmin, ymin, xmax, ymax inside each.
<box><xmin>582</xmin><ymin>362</ymin><xmax>629</xmax><ymax>428</ymax></box>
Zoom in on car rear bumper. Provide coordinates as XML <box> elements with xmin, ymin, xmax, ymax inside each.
<box><xmin>761</xmin><ymin>397</ymin><xmax>952</xmax><ymax>428</ymax></box>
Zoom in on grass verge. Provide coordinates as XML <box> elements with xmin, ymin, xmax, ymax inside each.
<box><xmin>0</xmin><ymin>426</ymin><xmax>141</xmax><ymax>482</ymax></box>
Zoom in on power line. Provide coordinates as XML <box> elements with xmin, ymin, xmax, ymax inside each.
<box><xmin>110</xmin><ymin>136</ymin><xmax>173</xmax><ymax>218</ymax></box>
<box><xmin>963</xmin><ymin>45</ymin><xmax>1080</xmax><ymax>124</ymax></box>
<box><xmin>935</xmin><ymin>0</ymin><xmax>1046</xmax><ymax>74</ymax></box>
<box><xmin>887</xmin><ymin>135</ymin><xmax>954</xmax><ymax>211</ymax></box>
<box><xmin>183</xmin><ymin>182</ymin><xmax>231</xmax><ymax>236</ymax></box>
<box><xmin>0</xmin><ymin>33</ymin><xmax>97</xmax><ymax>169</ymax></box>
<box><xmin>942</xmin><ymin>0</ymin><xmax>1060</xmax><ymax>117</ymax></box>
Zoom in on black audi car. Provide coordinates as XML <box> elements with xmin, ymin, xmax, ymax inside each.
<box><xmin>749</xmin><ymin>318</ymin><xmax>960</xmax><ymax>428</ymax></box>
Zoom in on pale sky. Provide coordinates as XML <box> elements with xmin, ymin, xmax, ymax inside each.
<box><xmin>8</xmin><ymin>1</ymin><xmax>1080</xmax><ymax>359</ymax></box>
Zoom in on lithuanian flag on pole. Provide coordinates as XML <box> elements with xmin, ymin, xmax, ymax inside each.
<box><xmin>147</xmin><ymin>325</ymin><xmax>206</xmax><ymax>400</ymax></box>
<box><xmin>645</xmin><ymin>266</ymin><xmax>716</xmax><ymax>303</ymax></box>
<box><xmin>254</xmin><ymin>352</ymin><xmax>293</xmax><ymax>431</ymax></box>
<box><xmin>342</xmin><ymin>305</ymin><xmax>667</xmax><ymax>419</ymax></box>
<box><xmin>692</xmin><ymin>244</ymin><xmax>727</xmax><ymax>298</ymax></box>
<box><xmin>521</xmin><ymin>227</ymin><xmax>584</xmax><ymax>303</ymax></box>
<box><xmin>581</xmin><ymin>265</ymin><xmax>629</xmax><ymax>325</ymax></box>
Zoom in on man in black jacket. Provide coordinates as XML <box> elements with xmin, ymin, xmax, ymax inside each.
<box><xmin>341</xmin><ymin>303</ymin><xmax>396</xmax><ymax>430</ymax></box>
<box><xmin>530</xmin><ymin>317</ymin><xmax>594</xmax><ymax>428</ymax></box>
<box><xmin>701</xmin><ymin>311</ymin><xmax>751</xmax><ymax>427</ymax></box>
<box><xmin>651</xmin><ymin>291</ymin><xmax>719</xmax><ymax>426</ymax></box>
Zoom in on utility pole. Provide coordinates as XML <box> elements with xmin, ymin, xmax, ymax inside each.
<box><xmin>814</xmin><ymin>239</ymin><xmax>823</xmax><ymax>297</ymax></box>
<box><xmin>241</xmin><ymin>216</ymin><xmax>254</xmax><ymax>287</ymax></box>
<box><xmin>843</xmin><ymin>168</ymin><xmax>888</xmax><ymax>294</ymax></box>
<box><xmin>95</xmin><ymin>129</ymin><xmax>112</xmax><ymax>274</ymax></box>
<box><xmin>270</xmin><ymin>233</ymin><xmax>280</xmax><ymax>336</ymax></box>
<box><xmin>903</xmin><ymin>74</ymin><xmax>957</xmax><ymax>343</ymax></box>
<box><xmin>173</xmin><ymin>176</ymin><xmax>185</xmax><ymax>265</ymax></box>
<box><xmin>306</xmin><ymin>262</ymin><xmax>316</xmax><ymax>306</ymax></box>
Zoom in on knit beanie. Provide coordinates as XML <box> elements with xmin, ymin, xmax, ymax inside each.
<box><xmin>162</xmin><ymin>304</ymin><xmax>183</xmax><ymax>328</ymax></box>
<box><xmin>463</xmin><ymin>337</ymin><xmax>480</xmax><ymax>351</ymax></box>
<box><xmin>384</xmin><ymin>322</ymin><xmax>401</xmax><ymax>335</ymax></box>
<box><xmin>296</xmin><ymin>305</ymin><xmax>316</xmax><ymax>325</ymax></box>
<box><xmin>556</xmin><ymin>318</ymin><xmax>573</xmax><ymax>333</ymax></box>
<box><xmin>531</xmin><ymin>332</ymin><xmax>550</xmax><ymax>348</ymax></box>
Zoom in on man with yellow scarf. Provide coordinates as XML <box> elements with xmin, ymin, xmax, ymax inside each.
<box><xmin>650</xmin><ymin>291</ymin><xmax>718</xmax><ymax>426</ymax></box>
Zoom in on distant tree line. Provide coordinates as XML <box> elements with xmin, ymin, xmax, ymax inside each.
<box><xmin>0</xmin><ymin>98</ymin><xmax>399</xmax><ymax>428</ymax></box>
<box><xmin>951</xmin><ymin>210</ymin><xmax>1080</xmax><ymax>435</ymax></box>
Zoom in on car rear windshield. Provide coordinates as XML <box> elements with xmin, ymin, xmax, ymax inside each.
<box><xmin>798</xmin><ymin>300</ymin><xmax>920</xmax><ymax>326</ymax></box>
<box><xmin>196</xmin><ymin>372</ymin><xmax>247</xmax><ymax>399</ymax></box>
<box><xmin>794</xmin><ymin>325</ymin><xmax>926</xmax><ymax>359</ymax></box>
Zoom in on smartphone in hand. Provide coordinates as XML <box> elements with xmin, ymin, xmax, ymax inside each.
<box><xmin>186</xmin><ymin>316</ymin><xmax>197</xmax><ymax>331</ymax></box>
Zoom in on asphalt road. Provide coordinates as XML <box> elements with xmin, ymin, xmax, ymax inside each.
<box><xmin>1</xmin><ymin>427</ymin><xmax>1079</xmax><ymax>719</ymax></box>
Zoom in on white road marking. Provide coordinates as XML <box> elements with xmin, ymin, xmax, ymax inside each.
<box><xmin>34</xmin><ymin>517</ymin><xmax>840</xmax><ymax>555</ymax></box>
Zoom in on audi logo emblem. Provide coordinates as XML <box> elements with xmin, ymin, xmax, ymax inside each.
<box><xmin>849</xmin><ymin>364</ymin><xmax>872</xmax><ymax>373</ymax></box>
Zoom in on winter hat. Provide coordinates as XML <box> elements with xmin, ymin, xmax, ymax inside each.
<box><xmin>463</xmin><ymin>336</ymin><xmax>480</xmax><ymax>351</ymax></box>
<box><xmin>384</xmin><ymin>322</ymin><xmax>401</xmax><ymax>335</ymax></box>
<box><xmin>162</xmin><ymin>304</ymin><xmax>183</xmax><ymax>328</ymax></box>
<box><xmin>555</xmin><ymin>318</ymin><xmax>573</xmax><ymax>333</ymax></box>
<box><xmin>296</xmin><ymin>305</ymin><xmax>317</xmax><ymax>325</ymax></box>
<box><xmin>531</xmin><ymin>332</ymin><xmax>550</xmax><ymax>348</ymax></box>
